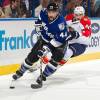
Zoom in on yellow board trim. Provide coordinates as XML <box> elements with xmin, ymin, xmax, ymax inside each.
<box><xmin>68</xmin><ymin>52</ymin><xmax>100</xmax><ymax>63</ymax></box>
<box><xmin>0</xmin><ymin>52</ymin><xmax>100</xmax><ymax>75</ymax></box>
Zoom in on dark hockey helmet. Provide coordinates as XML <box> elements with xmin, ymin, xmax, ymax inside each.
<box><xmin>47</xmin><ymin>3</ymin><xmax>59</xmax><ymax>11</ymax></box>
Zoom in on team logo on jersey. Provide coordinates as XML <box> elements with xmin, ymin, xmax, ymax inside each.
<box><xmin>58</xmin><ymin>23</ymin><xmax>65</xmax><ymax>30</ymax></box>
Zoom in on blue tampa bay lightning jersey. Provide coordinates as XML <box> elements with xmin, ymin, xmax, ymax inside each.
<box><xmin>36</xmin><ymin>9</ymin><xmax>69</xmax><ymax>44</ymax></box>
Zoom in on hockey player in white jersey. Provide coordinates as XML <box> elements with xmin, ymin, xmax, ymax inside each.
<box><xmin>59</xmin><ymin>6</ymin><xmax>92</xmax><ymax>65</ymax></box>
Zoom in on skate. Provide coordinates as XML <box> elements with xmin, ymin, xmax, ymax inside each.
<box><xmin>31</xmin><ymin>74</ymin><xmax>46</xmax><ymax>89</ymax></box>
<box><xmin>36</xmin><ymin>74</ymin><xmax>46</xmax><ymax>84</ymax></box>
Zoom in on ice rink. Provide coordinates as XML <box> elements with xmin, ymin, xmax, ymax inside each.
<box><xmin>0</xmin><ymin>59</ymin><xmax>100</xmax><ymax>100</ymax></box>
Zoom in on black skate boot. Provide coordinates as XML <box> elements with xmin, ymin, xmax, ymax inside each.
<box><xmin>36</xmin><ymin>74</ymin><xmax>46</xmax><ymax>84</ymax></box>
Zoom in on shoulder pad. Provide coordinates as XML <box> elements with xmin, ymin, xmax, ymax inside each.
<box><xmin>81</xmin><ymin>16</ymin><xmax>91</xmax><ymax>25</ymax></box>
<box><xmin>65</xmin><ymin>14</ymin><xmax>74</xmax><ymax>21</ymax></box>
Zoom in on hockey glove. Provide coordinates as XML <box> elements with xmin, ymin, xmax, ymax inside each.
<box><xmin>67</xmin><ymin>31</ymin><xmax>80</xmax><ymax>41</ymax></box>
<box><xmin>38</xmin><ymin>45</ymin><xmax>52</xmax><ymax>64</ymax></box>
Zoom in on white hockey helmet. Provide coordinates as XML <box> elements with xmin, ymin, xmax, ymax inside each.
<box><xmin>74</xmin><ymin>6</ymin><xmax>85</xmax><ymax>15</ymax></box>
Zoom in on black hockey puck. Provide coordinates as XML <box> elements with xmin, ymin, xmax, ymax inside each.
<box><xmin>9</xmin><ymin>86</ymin><xmax>15</xmax><ymax>89</ymax></box>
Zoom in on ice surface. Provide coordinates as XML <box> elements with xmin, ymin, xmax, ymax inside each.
<box><xmin>0</xmin><ymin>59</ymin><xmax>100</xmax><ymax>100</ymax></box>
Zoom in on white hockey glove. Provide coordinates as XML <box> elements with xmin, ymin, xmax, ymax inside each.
<box><xmin>38</xmin><ymin>45</ymin><xmax>52</xmax><ymax>64</ymax></box>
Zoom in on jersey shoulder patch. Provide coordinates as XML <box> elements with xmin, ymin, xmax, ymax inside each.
<box><xmin>58</xmin><ymin>23</ymin><xmax>65</xmax><ymax>30</ymax></box>
<box><xmin>57</xmin><ymin>16</ymin><xmax>66</xmax><ymax>31</ymax></box>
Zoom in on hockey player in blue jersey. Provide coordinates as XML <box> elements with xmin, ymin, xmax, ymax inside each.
<box><xmin>12</xmin><ymin>3</ymin><xmax>70</xmax><ymax>82</ymax></box>
<box><xmin>34</xmin><ymin>6</ymin><xmax>91</xmax><ymax>88</ymax></box>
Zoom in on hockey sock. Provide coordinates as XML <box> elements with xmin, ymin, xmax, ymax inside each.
<box><xmin>16</xmin><ymin>59</ymin><xmax>33</xmax><ymax>76</ymax></box>
<box><xmin>43</xmin><ymin>61</ymin><xmax>58</xmax><ymax>77</ymax></box>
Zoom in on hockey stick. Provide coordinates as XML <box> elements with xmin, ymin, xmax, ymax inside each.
<box><xmin>30</xmin><ymin>44</ymin><xmax>52</xmax><ymax>89</ymax></box>
<box><xmin>9</xmin><ymin>79</ymin><xmax>17</xmax><ymax>89</ymax></box>
<box><xmin>31</xmin><ymin>59</ymin><xmax>43</xmax><ymax>89</ymax></box>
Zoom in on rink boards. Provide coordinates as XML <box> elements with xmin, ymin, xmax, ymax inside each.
<box><xmin>0</xmin><ymin>18</ymin><xmax>100</xmax><ymax>75</ymax></box>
